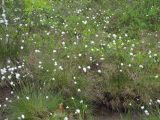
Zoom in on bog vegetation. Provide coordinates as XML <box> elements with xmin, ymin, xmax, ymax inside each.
<box><xmin>0</xmin><ymin>0</ymin><xmax>160</xmax><ymax>120</ymax></box>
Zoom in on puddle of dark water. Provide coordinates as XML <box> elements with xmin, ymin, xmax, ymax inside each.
<box><xmin>92</xmin><ymin>106</ymin><xmax>141</xmax><ymax>120</ymax></box>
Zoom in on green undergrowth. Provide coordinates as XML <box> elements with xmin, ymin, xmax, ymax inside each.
<box><xmin>0</xmin><ymin>0</ymin><xmax>160</xmax><ymax>119</ymax></box>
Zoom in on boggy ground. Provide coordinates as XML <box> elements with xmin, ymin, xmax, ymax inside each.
<box><xmin>0</xmin><ymin>0</ymin><xmax>160</xmax><ymax>120</ymax></box>
<box><xmin>0</xmin><ymin>86</ymin><xmax>13</xmax><ymax>120</ymax></box>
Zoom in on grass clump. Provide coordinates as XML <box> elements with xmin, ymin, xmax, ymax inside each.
<box><xmin>8</xmin><ymin>85</ymin><xmax>65</xmax><ymax>120</ymax></box>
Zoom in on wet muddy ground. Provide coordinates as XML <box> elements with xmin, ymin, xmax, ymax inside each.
<box><xmin>0</xmin><ymin>86</ymin><xmax>12</xmax><ymax>120</ymax></box>
<box><xmin>92</xmin><ymin>105</ymin><xmax>141</xmax><ymax>120</ymax></box>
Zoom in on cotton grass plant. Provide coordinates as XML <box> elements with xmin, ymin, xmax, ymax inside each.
<box><xmin>0</xmin><ymin>0</ymin><xmax>160</xmax><ymax>120</ymax></box>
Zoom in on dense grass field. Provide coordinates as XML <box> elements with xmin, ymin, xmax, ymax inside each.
<box><xmin>0</xmin><ymin>0</ymin><xmax>160</xmax><ymax>120</ymax></box>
